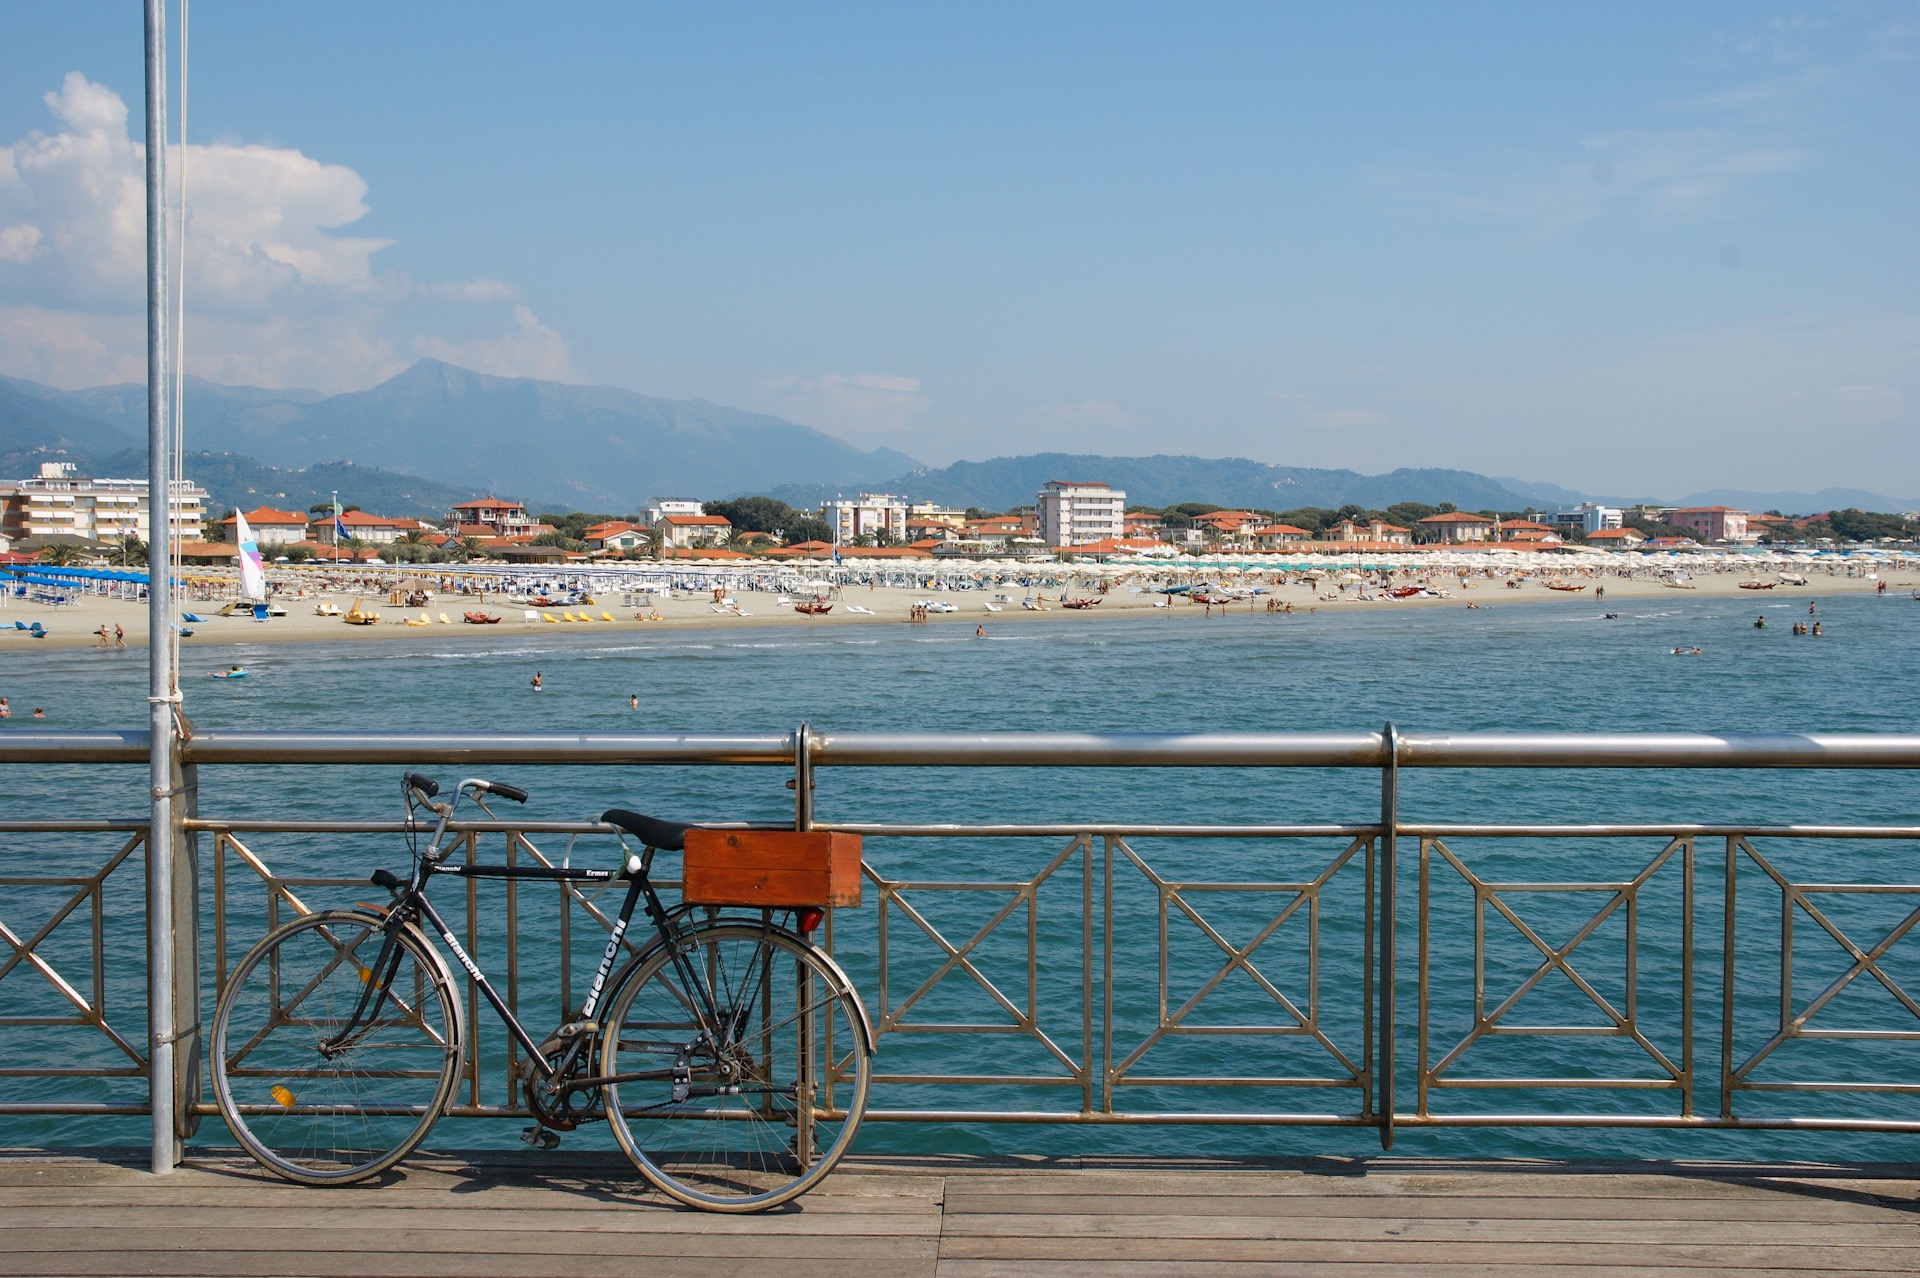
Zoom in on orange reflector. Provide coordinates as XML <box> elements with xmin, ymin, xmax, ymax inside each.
<box><xmin>270</xmin><ymin>1085</ymin><xmax>296</xmax><ymax>1108</ymax></box>
<box><xmin>797</xmin><ymin>907</ymin><xmax>826</xmax><ymax>933</ymax></box>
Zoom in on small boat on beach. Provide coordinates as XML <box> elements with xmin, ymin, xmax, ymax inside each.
<box><xmin>1062</xmin><ymin>598</ymin><xmax>1100</xmax><ymax>609</ymax></box>
<box><xmin>463</xmin><ymin>611</ymin><xmax>501</xmax><ymax>624</ymax></box>
<box><xmin>313</xmin><ymin>602</ymin><xmax>341</xmax><ymax>616</ymax></box>
<box><xmin>1738</xmin><ymin>581</ymin><xmax>1776</xmax><ymax>590</ymax></box>
<box><xmin>794</xmin><ymin>599</ymin><xmax>832</xmax><ymax>616</ymax></box>
<box><xmin>344</xmin><ymin>599</ymin><xmax>380</xmax><ymax>625</ymax></box>
<box><xmin>1545</xmin><ymin>582</ymin><xmax>1587</xmax><ymax>593</ymax></box>
<box><xmin>1387</xmin><ymin>587</ymin><xmax>1422</xmax><ymax>599</ymax></box>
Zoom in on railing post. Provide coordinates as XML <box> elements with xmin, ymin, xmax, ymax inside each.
<box><xmin>1377</xmin><ymin>720</ymin><xmax>1398</xmax><ymax>1149</ymax></box>
<box><xmin>142</xmin><ymin>0</ymin><xmax>181</xmax><ymax>1176</ymax></box>
<box><xmin>794</xmin><ymin>721</ymin><xmax>813</xmax><ymax>831</ymax></box>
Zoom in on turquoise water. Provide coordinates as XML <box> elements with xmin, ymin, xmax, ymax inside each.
<box><xmin>3</xmin><ymin>588</ymin><xmax>1917</xmax><ymax>1163</ymax></box>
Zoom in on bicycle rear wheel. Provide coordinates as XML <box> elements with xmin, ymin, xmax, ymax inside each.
<box><xmin>211</xmin><ymin>909</ymin><xmax>463</xmax><ymax>1184</ymax></box>
<box><xmin>601</xmin><ymin>921</ymin><xmax>871</xmax><ymax>1211</ymax></box>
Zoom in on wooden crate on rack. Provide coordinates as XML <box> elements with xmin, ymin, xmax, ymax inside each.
<box><xmin>681</xmin><ymin>829</ymin><xmax>862</xmax><ymax>909</ymax></box>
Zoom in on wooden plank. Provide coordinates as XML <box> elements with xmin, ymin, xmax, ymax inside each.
<box><xmin>939</xmin><ymin>1190</ymin><xmax>1913</xmax><ymax>1224</ymax></box>
<box><xmin>5</xmin><ymin>1228</ymin><xmax>942</xmax><ymax>1258</ymax></box>
<box><xmin>934</xmin><ymin>1265</ymin><xmax>1907</xmax><ymax>1278</ymax></box>
<box><xmin>9</xmin><ymin>1253</ymin><xmax>933</xmax><ymax>1278</ymax></box>
<box><xmin>936</xmin><ymin>1213</ymin><xmax>1920</xmax><ymax>1245</ymax></box>
<box><xmin>931</xmin><ymin>1169</ymin><xmax>1920</xmax><ymax>1202</ymax></box>
<box><xmin>938</xmin><ymin>1236</ymin><xmax>1920</xmax><ymax>1269</ymax></box>
<box><xmin>0</xmin><ymin>1186</ymin><xmax>942</xmax><ymax>1216</ymax></box>
<box><xmin>0</xmin><ymin>1212</ymin><xmax>938</xmax><ymax>1239</ymax></box>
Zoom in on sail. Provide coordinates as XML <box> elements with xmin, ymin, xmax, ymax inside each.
<box><xmin>235</xmin><ymin>512</ymin><xmax>269</xmax><ymax>602</ymax></box>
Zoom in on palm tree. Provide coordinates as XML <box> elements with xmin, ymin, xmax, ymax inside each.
<box><xmin>37</xmin><ymin>541</ymin><xmax>84</xmax><ymax>567</ymax></box>
<box><xmin>118</xmin><ymin>535</ymin><xmax>148</xmax><ymax>567</ymax></box>
<box><xmin>645</xmin><ymin>526</ymin><xmax>666</xmax><ymax>559</ymax></box>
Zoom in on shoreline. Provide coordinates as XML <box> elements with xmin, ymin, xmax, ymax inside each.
<box><xmin>2</xmin><ymin>566</ymin><xmax>1909</xmax><ymax>654</ymax></box>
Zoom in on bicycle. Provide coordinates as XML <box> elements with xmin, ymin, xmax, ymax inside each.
<box><xmin>209</xmin><ymin>772</ymin><xmax>873</xmax><ymax>1212</ymax></box>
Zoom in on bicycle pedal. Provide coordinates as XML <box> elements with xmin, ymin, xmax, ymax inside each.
<box><xmin>520</xmin><ymin>1125</ymin><xmax>561</xmax><ymax>1150</ymax></box>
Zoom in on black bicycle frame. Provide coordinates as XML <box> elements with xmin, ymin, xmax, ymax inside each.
<box><xmin>332</xmin><ymin>852</ymin><xmax>735</xmax><ymax>1091</ymax></box>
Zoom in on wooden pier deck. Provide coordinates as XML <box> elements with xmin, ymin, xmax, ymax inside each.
<box><xmin>2</xmin><ymin>1150</ymin><xmax>1915</xmax><ymax>1276</ymax></box>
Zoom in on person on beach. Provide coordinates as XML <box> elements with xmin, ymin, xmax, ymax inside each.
<box><xmin>94</xmin><ymin>624</ymin><xmax>110</xmax><ymax>649</ymax></box>
<box><xmin>531</xmin><ymin>671</ymin><xmax>543</xmax><ymax>692</ymax></box>
<box><xmin>114</xmin><ymin>624</ymin><xmax>125</xmax><ymax>648</ymax></box>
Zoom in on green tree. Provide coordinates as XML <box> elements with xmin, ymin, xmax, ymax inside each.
<box><xmin>117</xmin><ymin>535</ymin><xmax>148</xmax><ymax>566</ymax></box>
<box><xmin>37</xmin><ymin>542</ymin><xmax>84</xmax><ymax>567</ymax></box>
<box><xmin>1827</xmin><ymin>508</ymin><xmax>1908</xmax><ymax>542</ymax></box>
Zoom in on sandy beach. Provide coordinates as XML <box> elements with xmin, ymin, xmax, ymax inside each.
<box><xmin>2</xmin><ymin>554</ymin><xmax>1912</xmax><ymax>654</ymax></box>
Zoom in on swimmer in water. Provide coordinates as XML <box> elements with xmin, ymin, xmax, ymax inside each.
<box><xmin>531</xmin><ymin>671</ymin><xmax>543</xmax><ymax>692</ymax></box>
<box><xmin>628</xmin><ymin>693</ymin><xmax>638</xmax><ymax>710</ymax></box>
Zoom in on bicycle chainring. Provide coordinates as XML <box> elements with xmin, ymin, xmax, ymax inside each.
<box><xmin>522</xmin><ymin>1036</ymin><xmax>603</xmax><ymax>1131</ymax></box>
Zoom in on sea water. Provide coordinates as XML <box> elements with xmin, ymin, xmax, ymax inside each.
<box><xmin>2</xmin><ymin>589</ymin><xmax>1917</xmax><ymax>1162</ymax></box>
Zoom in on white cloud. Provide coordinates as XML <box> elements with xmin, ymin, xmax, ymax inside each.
<box><xmin>0</xmin><ymin>73</ymin><xmax>570</xmax><ymax>391</ymax></box>
<box><xmin>416</xmin><ymin>305</ymin><xmax>572</xmax><ymax>381</ymax></box>
<box><xmin>758</xmin><ymin>371</ymin><xmax>931</xmax><ymax>436</ymax></box>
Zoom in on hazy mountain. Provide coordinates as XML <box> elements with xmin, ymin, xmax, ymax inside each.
<box><xmin>0</xmin><ymin>375</ymin><xmax>139</xmax><ymax>459</ymax></box>
<box><xmin>18</xmin><ymin>361</ymin><xmax>918</xmax><ymax>509</ymax></box>
<box><xmin>769</xmin><ymin>454</ymin><xmax>1544</xmax><ymax>514</ymax></box>
<box><xmin>1673</xmin><ymin>487</ymin><xmax>1920</xmax><ymax>516</ymax></box>
<box><xmin>78</xmin><ymin>450</ymin><xmax>479</xmax><ymax>523</ymax></box>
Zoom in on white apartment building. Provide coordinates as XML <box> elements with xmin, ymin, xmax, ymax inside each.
<box><xmin>1549</xmin><ymin>503</ymin><xmax>1624</xmax><ymax>536</ymax></box>
<box><xmin>645</xmin><ymin>498</ymin><xmax>706</xmax><ymax>525</ymax></box>
<box><xmin>821</xmin><ymin>493</ymin><xmax>909</xmax><ymax>543</ymax></box>
<box><xmin>0</xmin><ymin>463</ymin><xmax>206</xmax><ymax>544</ymax></box>
<box><xmin>1035</xmin><ymin>480</ymin><xmax>1126</xmax><ymax>547</ymax></box>
<box><xmin>907</xmin><ymin>502</ymin><xmax>967</xmax><ymax>529</ymax></box>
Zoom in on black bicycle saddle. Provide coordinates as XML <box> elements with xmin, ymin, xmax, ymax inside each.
<box><xmin>601</xmin><ymin>809</ymin><xmax>694</xmax><ymax>851</ymax></box>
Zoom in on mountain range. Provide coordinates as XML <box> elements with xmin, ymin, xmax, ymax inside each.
<box><xmin>2</xmin><ymin>362</ymin><xmax>1914</xmax><ymax>520</ymax></box>
<box><xmin>0</xmin><ymin>361</ymin><xmax>918</xmax><ymax>515</ymax></box>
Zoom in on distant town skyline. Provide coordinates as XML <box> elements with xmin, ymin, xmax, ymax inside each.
<box><xmin>0</xmin><ymin>2</ymin><xmax>1913</xmax><ymax>497</ymax></box>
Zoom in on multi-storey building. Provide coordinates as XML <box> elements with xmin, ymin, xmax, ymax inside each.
<box><xmin>0</xmin><ymin>463</ymin><xmax>206</xmax><ymax>544</ymax></box>
<box><xmin>447</xmin><ymin>497</ymin><xmax>538</xmax><ymax>537</ymax></box>
<box><xmin>1549</xmin><ymin>503</ymin><xmax>1624</xmax><ymax>536</ymax></box>
<box><xmin>907</xmin><ymin>502</ymin><xmax>966</xmax><ymax>529</ymax></box>
<box><xmin>658</xmin><ymin>513</ymin><xmax>733</xmax><ymax>549</ymax></box>
<box><xmin>1668</xmin><ymin>506</ymin><xmax>1749</xmax><ymax>542</ymax></box>
<box><xmin>645</xmin><ymin>499</ymin><xmax>706</xmax><ymax>525</ymax></box>
<box><xmin>821</xmin><ymin>493</ymin><xmax>909</xmax><ymax>543</ymax></box>
<box><xmin>1035</xmin><ymin>480</ymin><xmax>1126</xmax><ymax>547</ymax></box>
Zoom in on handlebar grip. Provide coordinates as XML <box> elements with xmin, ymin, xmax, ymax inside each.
<box><xmin>370</xmin><ymin>868</ymin><xmax>404</xmax><ymax>890</ymax></box>
<box><xmin>404</xmin><ymin>772</ymin><xmax>440</xmax><ymax>798</ymax></box>
<box><xmin>487</xmin><ymin>782</ymin><xmax>529</xmax><ymax>805</ymax></box>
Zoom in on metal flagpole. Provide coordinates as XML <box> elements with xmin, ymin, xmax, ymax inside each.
<box><xmin>143</xmin><ymin>0</ymin><xmax>181</xmax><ymax>1174</ymax></box>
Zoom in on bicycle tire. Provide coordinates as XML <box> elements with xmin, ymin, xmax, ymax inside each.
<box><xmin>210</xmin><ymin>909</ymin><xmax>464</xmax><ymax>1184</ymax></box>
<box><xmin>601</xmin><ymin>921</ymin><xmax>872</xmax><ymax>1211</ymax></box>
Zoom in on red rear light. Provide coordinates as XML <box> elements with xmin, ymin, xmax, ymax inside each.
<box><xmin>797</xmin><ymin>907</ymin><xmax>826</xmax><ymax>933</ymax></box>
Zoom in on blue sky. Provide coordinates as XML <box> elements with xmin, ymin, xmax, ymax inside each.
<box><xmin>1</xmin><ymin>2</ymin><xmax>1914</xmax><ymax>497</ymax></box>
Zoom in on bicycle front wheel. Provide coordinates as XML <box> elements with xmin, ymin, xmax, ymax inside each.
<box><xmin>601</xmin><ymin>922</ymin><xmax>871</xmax><ymax>1211</ymax></box>
<box><xmin>211</xmin><ymin>909</ymin><xmax>464</xmax><ymax>1184</ymax></box>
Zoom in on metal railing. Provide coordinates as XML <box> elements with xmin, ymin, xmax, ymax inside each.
<box><xmin>3</xmin><ymin>726</ymin><xmax>1918</xmax><ymax>1153</ymax></box>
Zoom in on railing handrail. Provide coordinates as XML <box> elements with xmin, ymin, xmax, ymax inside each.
<box><xmin>3</xmin><ymin>727</ymin><xmax>1919</xmax><ymax>768</ymax></box>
